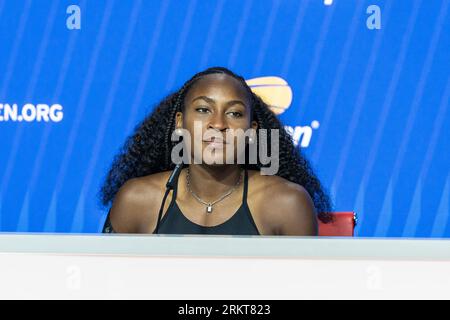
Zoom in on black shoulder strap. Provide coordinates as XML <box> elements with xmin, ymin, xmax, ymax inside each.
<box><xmin>242</xmin><ymin>168</ymin><xmax>249</xmax><ymax>205</ymax></box>
<box><xmin>102</xmin><ymin>210</ymin><xmax>116</xmax><ymax>233</ymax></box>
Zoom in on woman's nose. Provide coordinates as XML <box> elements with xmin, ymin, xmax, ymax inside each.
<box><xmin>207</xmin><ymin>113</ymin><xmax>227</xmax><ymax>131</ymax></box>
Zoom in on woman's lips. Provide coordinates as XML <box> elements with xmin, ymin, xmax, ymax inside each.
<box><xmin>203</xmin><ymin>139</ymin><xmax>227</xmax><ymax>148</ymax></box>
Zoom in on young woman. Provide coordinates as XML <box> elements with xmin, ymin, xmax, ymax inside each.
<box><xmin>99</xmin><ymin>67</ymin><xmax>332</xmax><ymax>236</ymax></box>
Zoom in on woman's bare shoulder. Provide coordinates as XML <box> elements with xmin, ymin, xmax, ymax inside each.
<box><xmin>114</xmin><ymin>171</ymin><xmax>173</xmax><ymax>205</ymax></box>
<box><xmin>108</xmin><ymin>171</ymin><xmax>173</xmax><ymax>233</ymax></box>
<box><xmin>128</xmin><ymin>171</ymin><xmax>173</xmax><ymax>192</ymax></box>
<box><xmin>247</xmin><ymin>170</ymin><xmax>306</xmax><ymax>194</ymax></box>
<box><xmin>247</xmin><ymin>170</ymin><xmax>317</xmax><ymax>235</ymax></box>
<box><xmin>249</xmin><ymin>171</ymin><xmax>313</xmax><ymax>210</ymax></box>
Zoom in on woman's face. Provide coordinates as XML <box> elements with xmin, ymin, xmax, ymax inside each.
<box><xmin>176</xmin><ymin>73</ymin><xmax>258</xmax><ymax>166</ymax></box>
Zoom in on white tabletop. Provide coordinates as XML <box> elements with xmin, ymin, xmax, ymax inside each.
<box><xmin>1</xmin><ymin>233</ymin><xmax>449</xmax><ymax>299</ymax></box>
<box><xmin>0</xmin><ymin>232</ymin><xmax>449</xmax><ymax>260</ymax></box>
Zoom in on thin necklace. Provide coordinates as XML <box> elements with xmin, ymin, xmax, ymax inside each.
<box><xmin>186</xmin><ymin>167</ymin><xmax>243</xmax><ymax>214</ymax></box>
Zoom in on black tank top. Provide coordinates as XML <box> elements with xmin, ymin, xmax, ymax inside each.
<box><xmin>153</xmin><ymin>168</ymin><xmax>260</xmax><ymax>235</ymax></box>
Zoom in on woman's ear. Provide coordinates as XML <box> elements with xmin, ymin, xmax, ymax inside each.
<box><xmin>251</xmin><ymin>120</ymin><xmax>258</xmax><ymax>131</ymax></box>
<box><xmin>248</xmin><ymin>121</ymin><xmax>258</xmax><ymax>144</ymax></box>
<box><xmin>175</xmin><ymin>111</ymin><xmax>183</xmax><ymax>129</ymax></box>
<box><xmin>174</xmin><ymin>112</ymin><xmax>184</xmax><ymax>137</ymax></box>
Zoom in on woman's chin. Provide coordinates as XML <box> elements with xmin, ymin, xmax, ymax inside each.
<box><xmin>191</xmin><ymin>148</ymin><xmax>237</xmax><ymax>165</ymax></box>
<box><xmin>202</xmin><ymin>156</ymin><xmax>228</xmax><ymax>166</ymax></box>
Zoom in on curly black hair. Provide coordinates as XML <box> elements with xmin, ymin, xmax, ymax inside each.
<box><xmin>98</xmin><ymin>67</ymin><xmax>333</xmax><ymax>223</ymax></box>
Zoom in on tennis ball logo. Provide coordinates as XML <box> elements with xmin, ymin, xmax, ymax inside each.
<box><xmin>246</xmin><ymin>76</ymin><xmax>293</xmax><ymax>115</ymax></box>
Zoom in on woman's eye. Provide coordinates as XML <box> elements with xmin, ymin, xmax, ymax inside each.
<box><xmin>227</xmin><ymin>111</ymin><xmax>243</xmax><ymax>118</ymax></box>
<box><xmin>195</xmin><ymin>107</ymin><xmax>210</xmax><ymax>113</ymax></box>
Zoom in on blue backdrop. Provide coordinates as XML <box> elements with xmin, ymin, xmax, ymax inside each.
<box><xmin>0</xmin><ymin>0</ymin><xmax>449</xmax><ymax>237</ymax></box>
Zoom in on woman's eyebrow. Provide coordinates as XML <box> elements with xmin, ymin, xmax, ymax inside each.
<box><xmin>191</xmin><ymin>96</ymin><xmax>215</xmax><ymax>104</ymax></box>
<box><xmin>226</xmin><ymin>100</ymin><xmax>246</xmax><ymax>108</ymax></box>
<box><xmin>191</xmin><ymin>96</ymin><xmax>246</xmax><ymax>107</ymax></box>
